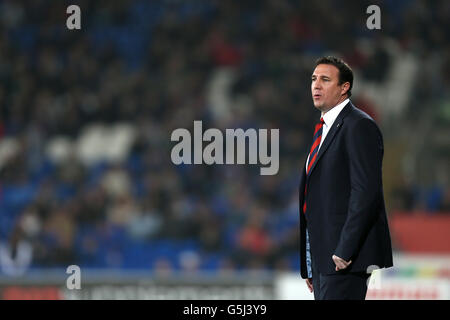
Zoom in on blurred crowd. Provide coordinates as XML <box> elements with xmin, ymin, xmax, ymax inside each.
<box><xmin>0</xmin><ymin>0</ymin><xmax>449</xmax><ymax>275</ymax></box>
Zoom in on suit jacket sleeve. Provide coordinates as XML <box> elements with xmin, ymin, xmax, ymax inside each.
<box><xmin>334</xmin><ymin>118</ymin><xmax>383</xmax><ymax>262</ymax></box>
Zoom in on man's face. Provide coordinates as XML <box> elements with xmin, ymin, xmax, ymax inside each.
<box><xmin>311</xmin><ymin>64</ymin><xmax>347</xmax><ymax>113</ymax></box>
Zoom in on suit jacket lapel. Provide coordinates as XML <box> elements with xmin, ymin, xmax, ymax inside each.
<box><xmin>306</xmin><ymin>102</ymin><xmax>353</xmax><ymax>179</ymax></box>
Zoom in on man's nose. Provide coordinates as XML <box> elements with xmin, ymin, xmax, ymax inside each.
<box><xmin>313</xmin><ymin>80</ymin><xmax>321</xmax><ymax>90</ymax></box>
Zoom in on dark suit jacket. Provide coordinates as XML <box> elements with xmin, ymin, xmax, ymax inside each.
<box><xmin>299</xmin><ymin>101</ymin><xmax>393</xmax><ymax>278</ymax></box>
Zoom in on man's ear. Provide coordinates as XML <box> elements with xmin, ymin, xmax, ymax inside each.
<box><xmin>341</xmin><ymin>82</ymin><xmax>350</xmax><ymax>96</ymax></box>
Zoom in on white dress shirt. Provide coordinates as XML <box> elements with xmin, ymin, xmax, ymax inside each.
<box><xmin>306</xmin><ymin>98</ymin><xmax>349</xmax><ymax>171</ymax></box>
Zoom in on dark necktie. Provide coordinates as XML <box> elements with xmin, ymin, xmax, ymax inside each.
<box><xmin>303</xmin><ymin>117</ymin><xmax>324</xmax><ymax>214</ymax></box>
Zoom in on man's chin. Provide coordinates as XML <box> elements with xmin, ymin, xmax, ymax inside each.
<box><xmin>313</xmin><ymin>103</ymin><xmax>323</xmax><ymax>110</ymax></box>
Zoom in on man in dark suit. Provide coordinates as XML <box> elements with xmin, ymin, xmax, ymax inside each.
<box><xmin>299</xmin><ymin>56</ymin><xmax>393</xmax><ymax>300</ymax></box>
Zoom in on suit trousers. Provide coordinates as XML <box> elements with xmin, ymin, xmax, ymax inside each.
<box><xmin>312</xmin><ymin>258</ymin><xmax>371</xmax><ymax>300</ymax></box>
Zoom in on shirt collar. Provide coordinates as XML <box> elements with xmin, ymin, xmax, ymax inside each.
<box><xmin>321</xmin><ymin>98</ymin><xmax>349</xmax><ymax>127</ymax></box>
